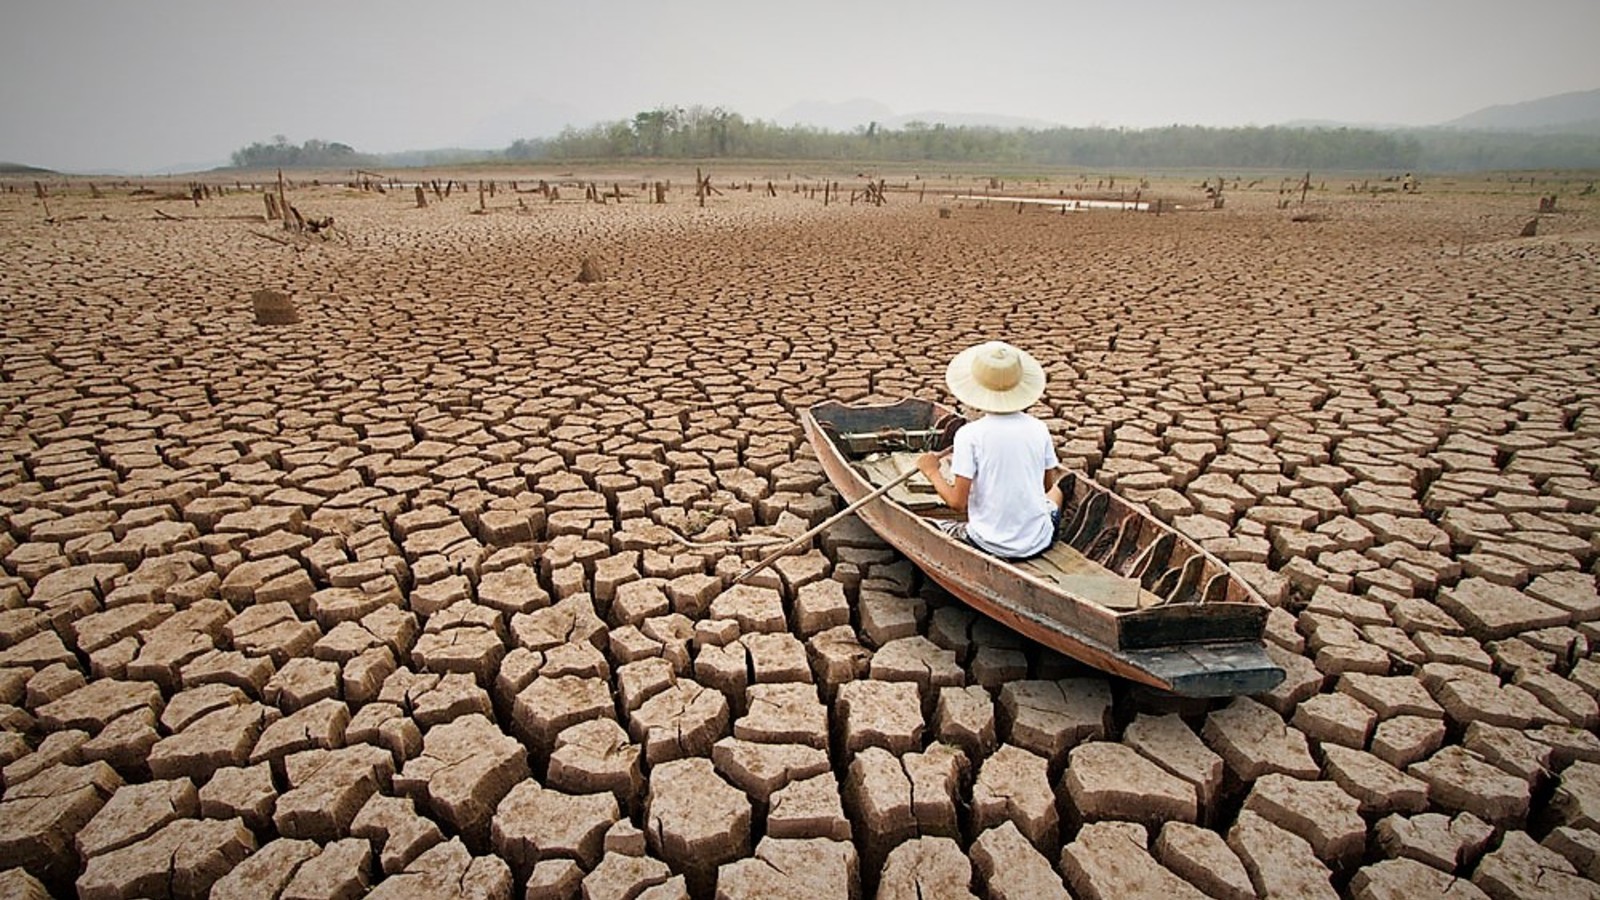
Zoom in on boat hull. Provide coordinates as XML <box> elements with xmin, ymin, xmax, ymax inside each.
<box><xmin>805</xmin><ymin>398</ymin><xmax>1285</xmax><ymax>697</ymax></box>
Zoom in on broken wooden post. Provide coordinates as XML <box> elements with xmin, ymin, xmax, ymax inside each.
<box><xmin>277</xmin><ymin>169</ymin><xmax>290</xmax><ymax>231</ymax></box>
<box><xmin>697</xmin><ymin>168</ymin><xmax>705</xmax><ymax>208</ymax></box>
<box><xmin>478</xmin><ymin>180</ymin><xmax>486</xmax><ymax>212</ymax></box>
<box><xmin>415</xmin><ymin>186</ymin><xmax>427</xmax><ymax>208</ymax></box>
<box><xmin>264</xmin><ymin>192</ymin><xmax>279</xmax><ymax>220</ymax></box>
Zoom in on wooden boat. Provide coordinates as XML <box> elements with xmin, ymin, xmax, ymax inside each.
<box><xmin>804</xmin><ymin>397</ymin><xmax>1285</xmax><ymax>697</ymax></box>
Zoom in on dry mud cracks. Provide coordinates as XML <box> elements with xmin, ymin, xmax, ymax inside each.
<box><xmin>0</xmin><ymin>177</ymin><xmax>1598</xmax><ymax>899</ymax></box>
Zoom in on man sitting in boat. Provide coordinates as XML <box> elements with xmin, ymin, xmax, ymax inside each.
<box><xmin>916</xmin><ymin>340</ymin><xmax>1068</xmax><ymax>559</ymax></box>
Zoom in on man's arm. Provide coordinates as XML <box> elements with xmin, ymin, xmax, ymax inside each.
<box><xmin>917</xmin><ymin>451</ymin><xmax>971</xmax><ymax>512</ymax></box>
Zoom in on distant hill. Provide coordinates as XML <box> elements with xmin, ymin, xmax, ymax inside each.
<box><xmin>774</xmin><ymin>98</ymin><xmax>897</xmax><ymax>131</ymax></box>
<box><xmin>884</xmin><ymin>110</ymin><xmax>1062</xmax><ymax>131</ymax></box>
<box><xmin>1441</xmin><ymin>87</ymin><xmax>1600</xmax><ymax>134</ymax></box>
<box><xmin>774</xmin><ymin>99</ymin><xmax>1060</xmax><ymax>133</ymax></box>
<box><xmin>1281</xmin><ymin>119</ymin><xmax>1413</xmax><ymax>132</ymax></box>
<box><xmin>0</xmin><ymin>161</ymin><xmax>55</xmax><ymax>175</ymax></box>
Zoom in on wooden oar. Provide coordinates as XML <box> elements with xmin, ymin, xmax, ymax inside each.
<box><xmin>734</xmin><ymin>465</ymin><xmax>922</xmax><ymax>585</ymax></box>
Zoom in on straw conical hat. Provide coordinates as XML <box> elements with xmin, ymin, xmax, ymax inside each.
<box><xmin>945</xmin><ymin>341</ymin><xmax>1046</xmax><ymax>413</ymax></box>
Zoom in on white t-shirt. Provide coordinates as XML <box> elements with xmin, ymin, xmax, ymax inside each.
<box><xmin>948</xmin><ymin>412</ymin><xmax>1060</xmax><ymax>558</ymax></box>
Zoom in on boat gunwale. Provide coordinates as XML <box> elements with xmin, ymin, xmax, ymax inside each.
<box><xmin>807</xmin><ymin>399</ymin><xmax>1123</xmax><ymax>646</ymax></box>
<box><xmin>805</xmin><ymin>398</ymin><xmax>1273</xmax><ymax>645</ymax></box>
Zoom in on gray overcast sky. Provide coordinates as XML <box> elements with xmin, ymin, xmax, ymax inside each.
<box><xmin>3</xmin><ymin>0</ymin><xmax>1597</xmax><ymax>173</ymax></box>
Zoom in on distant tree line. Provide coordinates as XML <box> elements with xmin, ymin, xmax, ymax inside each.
<box><xmin>506</xmin><ymin>105</ymin><xmax>1600</xmax><ymax>172</ymax></box>
<box><xmin>230</xmin><ymin>135</ymin><xmax>374</xmax><ymax>169</ymax></box>
<box><xmin>228</xmin><ymin>108</ymin><xmax>1600</xmax><ymax>173</ymax></box>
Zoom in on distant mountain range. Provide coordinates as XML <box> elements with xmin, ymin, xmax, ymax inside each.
<box><xmin>1440</xmin><ymin>87</ymin><xmax>1600</xmax><ymax>134</ymax></box>
<box><xmin>774</xmin><ymin>88</ymin><xmax>1600</xmax><ymax>136</ymax></box>
<box><xmin>9</xmin><ymin>87</ymin><xmax>1596</xmax><ymax>175</ymax></box>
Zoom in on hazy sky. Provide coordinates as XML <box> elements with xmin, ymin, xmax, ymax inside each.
<box><xmin>3</xmin><ymin>0</ymin><xmax>1597</xmax><ymax>173</ymax></box>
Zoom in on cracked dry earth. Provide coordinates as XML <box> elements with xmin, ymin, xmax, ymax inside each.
<box><xmin>0</xmin><ymin>174</ymin><xmax>1597</xmax><ymax>900</ymax></box>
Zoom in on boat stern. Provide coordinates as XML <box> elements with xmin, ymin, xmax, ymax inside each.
<box><xmin>1125</xmin><ymin>641</ymin><xmax>1286</xmax><ymax>698</ymax></box>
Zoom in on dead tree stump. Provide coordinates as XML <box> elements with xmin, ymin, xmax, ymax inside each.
<box><xmin>276</xmin><ymin>169</ymin><xmax>291</xmax><ymax>231</ymax></box>
<box><xmin>694</xmin><ymin>169</ymin><xmax>719</xmax><ymax>207</ymax></box>
<box><xmin>252</xmin><ymin>289</ymin><xmax>300</xmax><ymax>325</ymax></box>
<box><xmin>577</xmin><ymin>256</ymin><xmax>607</xmax><ymax>284</ymax></box>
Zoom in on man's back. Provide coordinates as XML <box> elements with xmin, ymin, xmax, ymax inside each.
<box><xmin>950</xmin><ymin>412</ymin><xmax>1059</xmax><ymax>558</ymax></box>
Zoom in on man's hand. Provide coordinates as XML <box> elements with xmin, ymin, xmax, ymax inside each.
<box><xmin>916</xmin><ymin>449</ymin><xmax>969</xmax><ymax>512</ymax></box>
